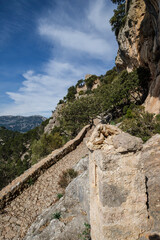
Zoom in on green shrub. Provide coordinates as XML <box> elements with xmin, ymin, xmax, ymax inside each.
<box><xmin>58</xmin><ymin>168</ymin><xmax>78</xmax><ymax>188</ymax></box>
<box><xmin>76</xmin><ymin>79</ymin><xmax>85</xmax><ymax>88</ymax></box>
<box><xmin>79</xmin><ymin>223</ymin><xmax>91</xmax><ymax>240</ymax></box>
<box><xmin>57</xmin><ymin>193</ymin><xmax>63</xmax><ymax>200</ymax></box>
<box><xmin>156</xmin><ymin>114</ymin><xmax>160</xmax><ymax>121</ymax></box>
<box><xmin>85</xmin><ymin>75</ymin><xmax>97</xmax><ymax>89</ymax></box>
<box><xmin>79</xmin><ymin>90</ymin><xmax>85</xmax><ymax>95</ymax></box>
<box><xmin>31</xmin><ymin>132</ymin><xmax>63</xmax><ymax>164</ymax></box>
<box><xmin>58</xmin><ymin>99</ymin><xmax>65</xmax><ymax>104</ymax></box>
<box><xmin>111</xmin><ymin>0</ymin><xmax>125</xmax><ymax>4</ymax></box>
<box><xmin>120</xmin><ymin>106</ymin><xmax>160</xmax><ymax>142</ymax></box>
<box><xmin>27</xmin><ymin>177</ymin><xmax>35</xmax><ymax>186</ymax></box>
<box><xmin>100</xmin><ymin>67</ymin><xmax>118</xmax><ymax>84</ymax></box>
<box><xmin>66</xmin><ymin>86</ymin><xmax>77</xmax><ymax>101</ymax></box>
<box><xmin>60</xmin><ymin>95</ymin><xmax>101</xmax><ymax>136</ymax></box>
<box><xmin>110</xmin><ymin>3</ymin><xmax>126</xmax><ymax>37</ymax></box>
<box><xmin>52</xmin><ymin>212</ymin><xmax>61</xmax><ymax>220</ymax></box>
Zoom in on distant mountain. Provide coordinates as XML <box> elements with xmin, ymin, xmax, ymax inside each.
<box><xmin>0</xmin><ymin>115</ymin><xmax>47</xmax><ymax>132</ymax></box>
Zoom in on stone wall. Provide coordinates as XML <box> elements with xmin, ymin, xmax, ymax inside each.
<box><xmin>87</xmin><ymin>124</ymin><xmax>160</xmax><ymax>240</ymax></box>
<box><xmin>0</xmin><ymin>124</ymin><xmax>90</xmax><ymax>210</ymax></box>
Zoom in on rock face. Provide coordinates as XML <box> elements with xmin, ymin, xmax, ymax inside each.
<box><xmin>142</xmin><ymin>0</ymin><xmax>160</xmax><ymax>114</ymax></box>
<box><xmin>87</xmin><ymin>124</ymin><xmax>160</xmax><ymax>240</ymax></box>
<box><xmin>24</xmin><ymin>156</ymin><xmax>90</xmax><ymax>240</ymax></box>
<box><xmin>116</xmin><ymin>0</ymin><xmax>146</xmax><ymax>72</ymax></box>
<box><xmin>24</xmin><ymin>124</ymin><xmax>160</xmax><ymax>240</ymax></box>
<box><xmin>116</xmin><ymin>0</ymin><xmax>160</xmax><ymax>114</ymax></box>
<box><xmin>44</xmin><ymin>105</ymin><xmax>63</xmax><ymax>134</ymax></box>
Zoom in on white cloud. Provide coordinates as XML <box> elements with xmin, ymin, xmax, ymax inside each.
<box><xmin>39</xmin><ymin>24</ymin><xmax>113</xmax><ymax>60</ymax></box>
<box><xmin>2</xmin><ymin>60</ymin><xmax>105</xmax><ymax>116</ymax></box>
<box><xmin>38</xmin><ymin>0</ymin><xmax>116</xmax><ymax>61</ymax></box>
<box><xmin>2</xmin><ymin>0</ymin><xmax>117</xmax><ymax>117</ymax></box>
<box><xmin>87</xmin><ymin>0</ymin><xmax>113</xmax><ymax>33</ymax></box>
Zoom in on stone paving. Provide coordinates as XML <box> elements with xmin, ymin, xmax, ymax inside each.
<box><xmin>0</xmin><ymin>129</ymin><xmax>92</xmax><ymax>240</ymax></box>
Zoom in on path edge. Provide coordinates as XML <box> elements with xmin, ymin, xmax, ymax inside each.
<box><xmin>0</xmin><ymin>124</ymin><xmax>91</xmax><ymax>210</ymax></box>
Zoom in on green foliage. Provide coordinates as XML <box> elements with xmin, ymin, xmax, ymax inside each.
<box><xmin>0</xmin><ymin>127</ymin><xmax>31</xmax><ymax>190</ymax></box>
<box><xmin>0</xmin><ymin>115</ymin><xmax>62</xmax><ymax>189</ymax></box>
<box><xmin>58</xmin><ymin>99</ymin><xmax>65</xmax><ymax>104</ymax></box>
<box><xmin>100</xmin><ymin>67</ymin><xmax>118</xmax><ymax>84</ymax></box>
<box><xmin>76</xmin><ymin>79</ymin><xmax>85</xmax><ymax>88</ymax></box>
<box><xmin>57</xmin><ymin>193</ymin><xmax>63</xmax><ymax>200</ymax></box>
<box><xmin>111</xmin><ymin>0</ymin><xmax>125</xmax><ymax>4</ymax></box>
<box><xmin>66</xmin><ymin>86</ymin><xmax>77</xmax><ymax>101</ymax></box>
<box><xmin>79</xmin><ymin>90</ymin><xmax>85</xmax><ymax>96</ymax></box>
<box><xmin>27</xmin><ymin>177</ymin><xmax>35</xmax><ymax>186</ymax></box>
<box><xmin>156</xmin><ymin>114</ymin><xmax>160</xmax><ymax>121</ymax></box>
<box><xmin>85</xmin><ymin>89</ymin><xmax>92</xmax><ymax>95</ymax></box>
<box><xmin>52</xmin><ymin>212</ymin><xmax>61</xmax><ymax>220</ymax></box>
<box><xmin>85</xmin><ymin>75</ymin><xmax>97</xmax><ymax>89</ymax></box>
<box><xmin>110</xmin><ymin>3</ymin><xmax>126</xmax><ymax>37</ymax></box>
<box><xmin>95</xmin><ymin>68</ymin><xmax>150</xmax><ymax>116</ymax></box>
<box><xmin>59</xmin><ymin>67</ymin><xmax>149</xmax><ymax>136</ymax></box>
<box><xmin>31</xmin><ymin>132</ymin><xmax>63</xmax><ymax>164</ymax></box>
<box><xmin>60</xmin><ymin>95</ymin><xmax>101</xmax><ymax>136</ymax></box>
<box><xmin>79</xmin><ymin>223</ymin><xmax>91</xmax><ymax>240</ymax></box>
<box><xmin>58</xmin><ymin>168</ymin><xmax>78</xmax><ymax>188</ymax></box>
<box><xmin>120</xmin><ymin>106</ymin><xmax>160</xmax><ymax>142</ymax></box>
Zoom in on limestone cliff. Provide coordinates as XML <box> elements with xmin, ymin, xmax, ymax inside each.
<box><xmin>44</xmin><ymin>104</ymin><xmax>63</xmax><ymax>134</ymax></box>
<box><xmin>116</xmin><ymin>0</ymin><xmax>160</xmax><ymax>114</ymax></box>
<box><xmin>87</xmin><ymin>124</ymin><xmax>160</xmax><ymax>240</ymax></box>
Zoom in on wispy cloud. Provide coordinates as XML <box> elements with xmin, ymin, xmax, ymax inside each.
<box><xmin>1</xmin><ymin>0</ymin><xmax>117</xmax><ymax>117</ymax></box>
<box><xmin>39</xmin><ymin>25</ymin><xmax>113</xmax><ymax>60</ymax></box>
<box><xmin>3</xmin><ymin>60</ymin><xmax>104</xmax><ymax>116</ymax></box>
<box><xmin>87</xmin><ymin>0</ymin><xmax>112</xmax><ymax>33</ymax></box>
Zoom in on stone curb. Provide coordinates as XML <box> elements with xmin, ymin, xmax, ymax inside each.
<box><xmin>0</xmin><ymin>124</ymin><xmax>91</xmax><ymax>210</ymax></box>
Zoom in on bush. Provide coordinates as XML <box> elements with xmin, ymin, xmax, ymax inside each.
<box><xmin>52</xmin><ymin>212</ymin><xmax>61</xmax><ymax>220</ymax></box>
<box><xmin>79</xmin><ymin>90</ymin><xmax>85</xmax><ymax>95</ymax></box>
<box><xmin>27</xmin><ymin>177</ymin><xmax>35</xmax><ymax>186</ymax></box>
<box><xmin>57</xmin><ymin>193</ymin><xmax>63</xmax><ymax>199</ymax></box>
<box><xmin>100</xmin><ymin>67</ymin><xmax>118</xmax><ymax>84</ymax></box>
<box><xmin>60</xmin><ymin>95</ymin><xmax>101</xmax><ymax>136</ymax></box>
<box><xmin>58</xmin><ymin>99</ymin><xmax>65</xmax><ymax>104</ymax></box>
<box><xmin>66</xmin><ymin>86</ymin><xmax>77</xmax><ymax>101</ymax></box>
<box><xmin>31</xmin><ymin>132</ymin><xmax>63</xmax><ymax>164</ymax></box>
<box><xmin>58</xmin><ymin>168</ymin><xmax>78</xmax><ymax>188</ymax></box>
<box><xmin>85</xmin><ymin>75</ymin><xmax>97</xmax><ymax>89</ymax></box>
<box><xmin>111</xmin><ymin>0</ymin><xmax>125</xmax><ymax>4</ymax></box>
<box><xmin>120</xmin><ymin>106</ymin><xmax>160</xmax><ymax>142</ymax></box>
<box><xmin>76</xmin><ymin>79</ymin><xmax>85</xmax><ymax>88</ymax></box>
<box><xmin>110</xmin><ymin>3</ymin><xmax>126</xmax><ymax>37</ymax></box>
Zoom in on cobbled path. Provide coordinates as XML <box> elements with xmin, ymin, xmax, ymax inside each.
<box><xmin>0</xmin><ymin>129</ymin><xmax>92</xmax><ymax>240</ymax></box>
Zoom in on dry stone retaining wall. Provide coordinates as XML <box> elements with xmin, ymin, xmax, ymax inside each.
<box><xmin>0</xmin><ymin>124</ymin><xmax>90</xmax><ymax>210</ymax></box>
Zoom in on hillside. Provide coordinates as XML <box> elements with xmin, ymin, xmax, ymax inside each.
<box><xmin>0</xmin><ymin>115</ymin><xmax>47</xmax><ymax>132</ymax></box>
<box><xmin>0</xmin><ymin>118</ymin><xmax>50</xmax><ymax>190</ymax></box>
<box><xmin>1</xmin><ymin>1</ymin><xmax>160</xmax><ymax>240</ymax></box>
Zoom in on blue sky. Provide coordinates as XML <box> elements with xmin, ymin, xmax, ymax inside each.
<box><xmin>0</xmin><ymin>0</ymin><xmax>118</xmax><ymax>117</ymax></box>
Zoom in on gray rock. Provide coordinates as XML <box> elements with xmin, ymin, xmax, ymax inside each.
<box><xmin>74</xmin><ymin>155</ymin><xmax>89</xmax><ymax>172</ymax></box>
<box><xmin>99</xmin><ymin>182</ymin><xmax>129</xmax><ymax>207</ymax></box>
<box><xmin>24</xmin><ymin>158</ymin><xmax>90</xmax><ymax>240</ymax></box>
<box><xmin>44</xmin><ymin>105</ymin><xmax>62</xmax><ymax>134</ymax></box>
<box><xmin>113</xmin><ymin>132</ymin><xmax>143</xmax><ymax>153</ymax></box>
